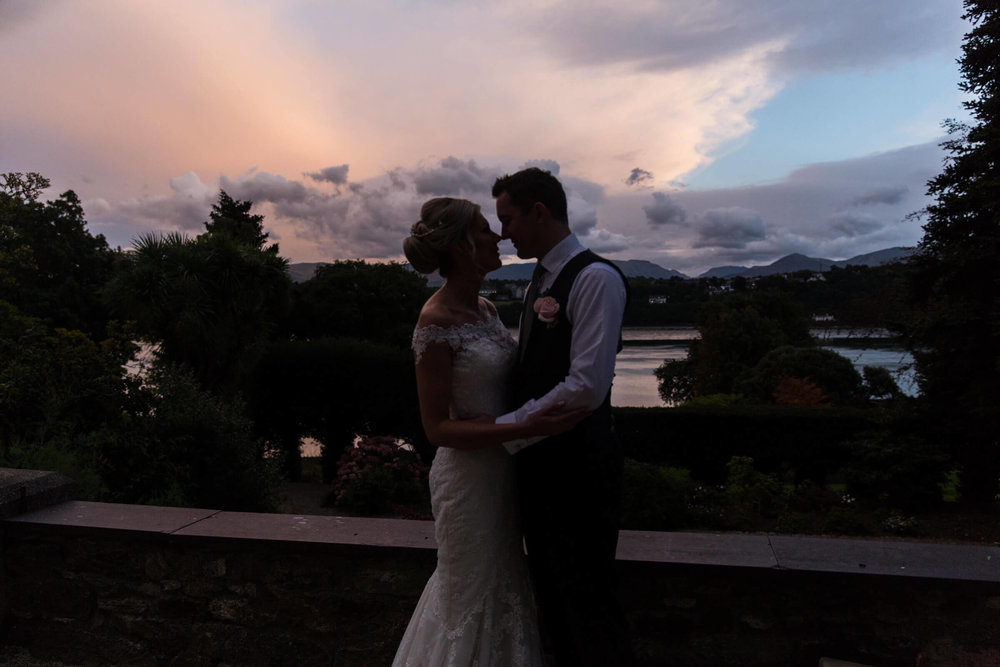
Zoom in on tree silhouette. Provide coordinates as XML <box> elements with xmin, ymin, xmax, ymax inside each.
<box><xmin>656</xmin><ymin>290</ymin><xmax>815</xmax><ymax>403</ymax></box>
<box><xmin>203</xmin><ymin>190</ymin><xmax>277</xmax><ymax>253</ymax></box>
<box><xmin>905</xmin><ymin>1</ymin><xmax>1000</xmax><ymax>502</ymax></box>
<box><xmin>0</xmin><ymin>172</ymin><xmax>115</xmax><ymax>337</ymax></box>
<box><xmin>104</xmin><ymin>231</ymin><xmax>291</xmax><ymax>395</ymax></box>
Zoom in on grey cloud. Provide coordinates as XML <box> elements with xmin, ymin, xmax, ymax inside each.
<box><xmin>387</xmin><ymin>169</ymin><xmax>407</xmax><ymax>191</ymax></box>
<box><xmin>693</xmin><ymin>207</ymin><xmax>766</xmax><ymax>248</ymax></box>
<box><xmin>849</xmin><ymin>185</ymin><xmax>908</xmax><ymax>207</ymax></box>
<box><xmin>112</xmin><ymin>171</ymin><xmax>215</xmax><ymax>232</ymax></box>
<box><xmin>828</xmin><ymin>211</ymin><xmax>884</xmax><ymax>237</ymax></box>
<box><xmin>563</xmin><ymin>175</ymin><xmax>605</xmax><ymax>208</ymax></box>
<box><xmin>568</xmin><ymin>195</ymin><xmax>599</xmax><ymax>235</ymax></box>
<box><xmin>674</xmin><ymin>141</ymin><xmax>940</xmax><ymax>244</ymax></box>
<box><xmin>786</xmin><ymin>141</ymin><xmax>943</xmax><ymax>185</ymax></box>
<box><xmin>220</xmin><ymin>172</ymin><xmax>309</xmax><ymax>204</ymax></box>
<box><xmin>283</xmin><ymin>179</ymin><xmax>419</xmax><ymax>259</ymax></box>
<box><xmin>413</xmin><ymin>156</ymin><xmax>495</xmax><ymax>195</ymax></box>
<box><xmin>579</xmin><ymin>228</ymin><xmax>630</xmax><ymax>254</ymax></box>
<box><xmin>626</xmin><ymin>168</ymin><xmax>654</xmax><ymax>187</ymax></box>
<box><xmin>105</xmin><ymin>159</ymin><xmax>630</xmax><ymax>262</ymax></box>
<box><xmin>307</xmin><ymin>164</ymin><xmax>350</xmax><ymax>185</ymax></box>
<box><xmin>643</xmin><ymin>191</ymin><xmax>686</xmax><ymax>226</ymax></box>
<box><xmin>521</xmin><ymin>159</ymin><xmax>561</xmax><ymax>175</ymax></box>
<box><xmin>770</xmin><ymin>2</ymin><xmax>964</xmax><ymax>75</ymax></box>
<box><xmin>528</xmin><ymin>0</ymin><xmax>963</xmax><ymax>76</ymax></box>
<box><xmin>0</xmin><ymin>1</ymin><xmax>55</xmax><ymax>35</ymax></box>
<box><xmin>595</xmin><ymin>140</ymin><xmax>943</xmax><ymax>274</ymax></box>
<box><xmin>269</xmin><ymin>190</ymin><xmax>345</xmax><ymax>224</ymax></box>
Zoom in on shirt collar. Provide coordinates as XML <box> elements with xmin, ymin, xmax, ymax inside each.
<box><xmin>538</xmin><ymin>234</ymin><xmax>583</xmax><ymax>279</ymax></box>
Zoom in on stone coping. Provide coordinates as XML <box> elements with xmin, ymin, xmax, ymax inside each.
<box><xmin>5</xmin><ymin>499</ymin><xmax>999</xmax><ymax>583</ymax></box>
<box><xmin>0</xmin><ymin>468</ymin><xmax>76</xmax><ymax>519</ymax></box>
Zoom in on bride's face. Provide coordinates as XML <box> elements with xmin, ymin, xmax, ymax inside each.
<box><xmin>471</xmin><ymin>213</ymin><xmax>502</xmax><ymax>273</ymax></box>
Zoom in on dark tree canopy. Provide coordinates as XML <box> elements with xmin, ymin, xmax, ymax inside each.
<box><xmin>104</xmin><ymin>231</ymin><xmax>291</xmax><ymax>395</ymax></box>
<box><xmin>904</xmin><ymin>1</ymin><xmax>1000</xmax><ymax>502</ymax></box>
<box><xmin>287</xmin><ymin>260</ymin><xmax>430</xmax><ymax>348</ymax></box>
<box><xmin>203</xmin><ymin>190</ymin><xmax>277</xmax><ymax>253</ymax></box>
<box><xmin>656</xmin><ymin>290</ymin><xmax>815</xmax><ymax>404</ymax></box>
<box><xmin>0</xmin><ymin>172</ymin><xmax>116</xmax><ymax>337</ymax></box>
<box><xmin>1</xmin><ymin>172</ymin><xmax>50</xmax><ymax>202</ymax></box>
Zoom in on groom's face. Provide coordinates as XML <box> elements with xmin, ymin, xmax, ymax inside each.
<box><xmin>496</xmin><ymin>192</ymin><xmax>540</xmax><ymax>260</ymax></box>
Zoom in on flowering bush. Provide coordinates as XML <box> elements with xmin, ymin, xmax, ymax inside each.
<box><xmin>772</xmin><ymin>376</ymin><xmax>831</xmax><ymax>407</ymax></box>
<box><xmin>332</xmin><ymin>435</ymin><xmax>428</xmax><ymax>514</ymax></box>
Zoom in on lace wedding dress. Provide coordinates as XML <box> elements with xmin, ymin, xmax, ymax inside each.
<box><xmin>392</xmin><ymin>312</ymin><xmax>545</xmax><ymax>667</ymax></box>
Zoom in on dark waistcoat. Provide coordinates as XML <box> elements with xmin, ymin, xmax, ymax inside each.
<box><xmin>513</xmin><ymin>250</ymin><xmax>628</xmax><ymax>435</ymax></box>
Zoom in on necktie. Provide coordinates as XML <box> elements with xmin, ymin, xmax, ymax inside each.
<box><xmin>519</xmin><ymin>263</ymin><xmax>546</xmax><ymax>360</ymax></box>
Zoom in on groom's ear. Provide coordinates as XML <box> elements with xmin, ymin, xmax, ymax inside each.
<box><xmin>532</xmin><ymin>201</ymin><xmax>551</xmax><ymax>223</ymax></box>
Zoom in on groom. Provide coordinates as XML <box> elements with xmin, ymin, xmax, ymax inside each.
<box><xmin>493</xmin><ymin>167</ymin><xmax>634</xmax><ymax>666</ymax></box>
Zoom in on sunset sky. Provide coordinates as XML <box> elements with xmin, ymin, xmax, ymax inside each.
<box><xmin>0</xmin><ymin>0</ymin><xmax>971</xmax><ymax>276</ymax></box>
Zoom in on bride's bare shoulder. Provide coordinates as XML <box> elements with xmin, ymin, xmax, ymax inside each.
<box><xmin>479</xmin><ymin>297</ymin><xmax>499</xmax><ymax>318</ymax></box>
<box><xmin>416</xmin><ymin>298</ymin><xmax>461</xmax><ymax>330</ymax></box>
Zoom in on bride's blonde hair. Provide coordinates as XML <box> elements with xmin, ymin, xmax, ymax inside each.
<box><xmin>402</xmin><ymin>198</ymin><xmax>481</xmax><ymax>277</ymax></box>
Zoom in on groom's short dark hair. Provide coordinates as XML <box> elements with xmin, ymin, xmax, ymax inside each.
<box><xmin>492</xmin><ymin>167</ymin><xmax>569</xmax><ymax>224</ymax></box>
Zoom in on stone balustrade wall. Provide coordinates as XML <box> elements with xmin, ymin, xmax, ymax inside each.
<box><xmin>2</xmin><ymin>469</ymin><xmax>998</xmax><ymax>666</ymax></box>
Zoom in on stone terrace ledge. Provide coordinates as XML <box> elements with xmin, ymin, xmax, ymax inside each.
<box><xmin>5</xmin><ymin>500</ymin><xmax>1000</xmax><ymax>583</ymax></box>
<box><xmin>2</xmin><ymin>469</ymin><xmax>999</xmax><ymax>665</ymax></box>
<box><xmin>0</xmin><ymin>468</ymin><xmax>76</xmax><ymax>519</ymax></box>
<box><xmin>4</xmin><ymin>468</ymin><xmax>997</xmax><ymax>582</ymax></box>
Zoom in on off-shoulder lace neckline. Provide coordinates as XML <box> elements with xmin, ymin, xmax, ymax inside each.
<box><xmin>413</xmin><ymin>297</ymin><xmax>500</xmax><ymax>336</ymax></box>
<box><xmin>411</xmin><ymin>312</ymin><xmax>511</xmax><ymax>363</ymax></box>
<box><xmin>415</xmin><ymin>316</ymin><xmax>498</xmax><ymax>335</ymax></box>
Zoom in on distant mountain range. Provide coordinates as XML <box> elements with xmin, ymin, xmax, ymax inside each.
<box><xmin>286</xmin><ymin>258</ymin><xmax>686</xmax><ymax>283</ymax></box>
<box><xmin>287</xmin><ymin>247</ymin><xmax>915</xmax><ymax>283</ymax></box>
<box><xmin>486</xmin><ymin>259</ymin><xmax>687</xmax><ymax>281</ymax></box>
<box><xmin>697</xmin><ymin>247</ymin><xmax>915</xmax><ymax>279</ymax></box>
<box><xmin>286</xmin><ymin>262</ymin><xmax>328</xmax><ymax>283</ymax></box>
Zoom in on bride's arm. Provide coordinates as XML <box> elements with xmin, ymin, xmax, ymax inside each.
<box><xmin>415</xmin><ymin>340</ymin><xmax>587</xmax><ymax>450</ymax></box>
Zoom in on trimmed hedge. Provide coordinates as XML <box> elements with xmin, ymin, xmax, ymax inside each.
<box><xmin>614</xmin><ymin>405</ymin><xmax>880</xmax><ymax>485</ymax></box>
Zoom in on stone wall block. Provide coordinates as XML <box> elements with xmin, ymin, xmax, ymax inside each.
<box><xmin>157</xmin><ymin>594</ymin><xmax>202</xmax><ymax>619</ymax></box>
<box><xmin>144</xmin><ymin>551</ymin><xmax>171</xmax><ymax>580</ymax></box>
<box><xmin>96</xmin><ymin>596</ymin><xmax>151</xmax><ymax>616</ymax></box>
<box><xmin>208</xmin><ymin>597</ymin><xmax>251</xmax><ymax>623</ymax></box>
<box><xmin>202</xmin><ymin>556</ymin><xmax>227</xmax><ymax>577</ymax></box>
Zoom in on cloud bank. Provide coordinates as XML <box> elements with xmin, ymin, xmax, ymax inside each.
<box><xmin>0</xmin><ymin>0</ymin><xmax>964</xmax><ymax>275</ymax></box>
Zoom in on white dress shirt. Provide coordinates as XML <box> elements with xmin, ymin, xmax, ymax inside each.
<box><xmin>498</xmin><ymin>234</ymin><xmax>627</xmax><ymax>453</ymax></box>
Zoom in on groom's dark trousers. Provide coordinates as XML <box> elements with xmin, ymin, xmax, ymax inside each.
<box><xmin>512</xmin><ymin>251</ymin><xmax>635</xmax><ymax>667</ymax></box>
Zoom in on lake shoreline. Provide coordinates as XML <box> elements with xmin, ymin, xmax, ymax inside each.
<box><xmin>610</xmin><ymin>326</ymin><xmax>915</xmax><ymax>407</ymax></box>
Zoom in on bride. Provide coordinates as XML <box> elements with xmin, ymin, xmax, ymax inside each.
<box><xmin>393</xmin><ymin>198</ymin><xmax>587</xmax><ymax>667</ymax></box>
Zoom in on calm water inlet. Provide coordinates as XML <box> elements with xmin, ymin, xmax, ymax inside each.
<box><xmin>610</xmin><ymin>327</ymin><xmax>915</xmax><ymax>408</ymax></box>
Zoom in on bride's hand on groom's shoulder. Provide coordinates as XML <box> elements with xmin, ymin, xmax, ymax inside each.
<box><xmin>525</xmin><ymin>401</ymin><xmax>591</xmax><ymax>436</ymax></box>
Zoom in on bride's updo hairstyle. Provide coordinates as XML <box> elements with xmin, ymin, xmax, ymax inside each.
<box><xmin>403</xmin><ymin>197</ymin><xmax>481</xmax><ymax>277</ymax></box>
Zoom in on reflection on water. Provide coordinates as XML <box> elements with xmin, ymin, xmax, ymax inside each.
<box><xmin>609</xmin><ymin>327</ymin><xmax>916</xmax><ymax>408</ymax></box>
<box><xmin>622</xmin><ymin>326</ymin><xmax>700</xmax><ymax>342</ymax></box>
<box><xmin>613</xmin><ymin>343</ymin><xmax>688</xmax><ymax>407</ymax></box>
<box><xmin>822</xmin><ymin>346</ymin><xmax>917</xmax><ymax>396</ymax></box>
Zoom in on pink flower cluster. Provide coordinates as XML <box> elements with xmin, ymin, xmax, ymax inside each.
<box><xmin>332</xmin><ymin>435</ymin><xmax>428</xmax><ymax>507</ymax></box>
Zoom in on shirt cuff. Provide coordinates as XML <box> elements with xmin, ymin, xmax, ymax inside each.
<box><xmin>503</xmin><ymin>440</ymin><xmax>526</xmax><ymax>455</ymax></box>
<box><xmin>496</xmin><ymin>411</ymin><xmax>525</xmax><ymax>454</ymax></box>
<box><xmin>497</xmin><ymin>411</ymin><xmax>543</xmax><ymax>454</ymax></box>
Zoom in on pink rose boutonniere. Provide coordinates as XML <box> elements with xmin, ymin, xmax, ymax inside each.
<box><xmin>534</xmin><ymin>296</ymin><xmax>560</xmax><ymax>326</ymax></box>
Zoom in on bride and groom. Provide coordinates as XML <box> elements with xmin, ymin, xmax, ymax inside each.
<box><xmin>393</xmin><ymin>168</ymin><xmax>635</xmax><ymax>667</ymax></box>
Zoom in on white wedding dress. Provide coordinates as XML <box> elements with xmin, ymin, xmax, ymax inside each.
<box><xmin>392</xmin><ymin>312</ymin><xmax>545</xmax><ymax>667</ymax></box>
